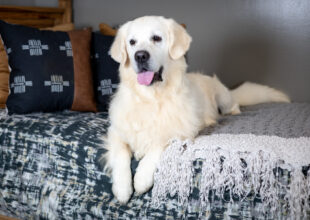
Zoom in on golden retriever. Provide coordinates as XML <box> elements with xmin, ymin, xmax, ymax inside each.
<box><xmin>104</xmin><ymin>16</ymin><xmax>290</xmax><ymax>203</ymax></box>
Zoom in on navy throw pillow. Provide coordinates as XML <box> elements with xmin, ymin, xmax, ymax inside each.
<box><xmin>0</xmin><ymin>20</ymin><xmax>97</xmax><ymax>114</ymax></box>
<box><xmin>92</xmin><ymin>33</ymin><xmax>119</xmax><ymax>112</ymax></box>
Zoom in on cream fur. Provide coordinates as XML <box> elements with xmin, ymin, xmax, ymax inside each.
<box><xmin>104</xmin><ymin>16</ymin><xmax>290</xmax><ymax>204</ymax></box>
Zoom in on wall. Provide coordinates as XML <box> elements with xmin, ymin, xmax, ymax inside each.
<box><xmin>1</xmin><ymin>0</ymin><xmax>310</xmax><ymax>102</ymax></box>
<box><xmin>73</xmin><ymin>0</ymin><xmax>310</xmax><ymax>102</ymax></box>
<box><xmin>1</xmin><ymin>0</ymin><xmax>35</xmax><ymax>6</ymax></box>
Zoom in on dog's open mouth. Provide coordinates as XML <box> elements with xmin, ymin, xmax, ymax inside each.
<box><xmin>137</xmin><ymin>66</ymin><xmax>163</xmax><ymax>86</ymax></box>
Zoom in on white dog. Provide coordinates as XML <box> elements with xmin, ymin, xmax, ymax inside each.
<box><xmin>104</xmin><ymin>16</ymin><xmax>289</xmax><ymax>203</ymax></box>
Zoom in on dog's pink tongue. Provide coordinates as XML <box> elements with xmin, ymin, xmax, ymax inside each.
<box><xmin>137</xmin><ymin>71</ymin><xmax>155</xmax><ymax>85</ymax></box>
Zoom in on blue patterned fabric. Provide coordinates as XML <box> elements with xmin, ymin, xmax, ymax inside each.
<box><xmin>92</xmin><ymin>33</ymin><xmax>119</xmax><ymax>112</ymax></box>
<box><xmin>0</xmin><ymin>20</ymin><xmax>74</xmax><ymax>114</ymax></box>
<box><xmin>0</xmin><ymin>20</ymin><xmax>96</xmax><ymax>115</ymax></box>
<box><xmin>0</xmin><ymin>104</ymin><xmax>309</xmax><ymax>219</ymax></box>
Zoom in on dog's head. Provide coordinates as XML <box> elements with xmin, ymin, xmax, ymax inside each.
<box><xmin>110</xmin><ymin>16</ymin><xmax>192</xmax><ymax>86</ymax></box>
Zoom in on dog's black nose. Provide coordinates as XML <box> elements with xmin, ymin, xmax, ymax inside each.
<box><xmin>135</xmin><ymin>50</ymin><xmax>150</xmax><ymax>63</ymax></box>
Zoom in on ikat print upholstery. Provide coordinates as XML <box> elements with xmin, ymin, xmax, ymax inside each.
<box><xmin>0</xmin><ymin>20</ymin><xmax>96</xmax><ymax>114</ymax></box>
<box><xmin>92</xmin><ymin>33</ymin><xmax>119</xmax><ymax>112</ymax></box>
<box><xmin>0</xmin><ymin>103</ymin><xmax>309</xmax><ymax>219</ymax></box>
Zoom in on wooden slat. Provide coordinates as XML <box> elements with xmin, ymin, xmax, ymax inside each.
<box><xmin>58</xmin><ymin>0</ymin><xmax>72</xmax><ymax>24</ymax></box>
<box><xmin>0</xmin><ymin>6</ymin><xmax>64</xmax><ymax>14</ymax></box>
<box><xmin>0</xmin><ymin>0</ymin><xmax>72</xmax><ymax>28</ymax></box>
<box><xmin>2</xmin><ymin>18</ymin><xmax>56</xmax><ymax>28</ymax></box>
<box><xmin>0</xmin><ymin>11</ymin><xmax>63</xmax><ymax>20</ymax></box>
<box><xmin>0</xmin><ymin>6</ymin><xmax>64</xmax><ymax>25</ymax></box>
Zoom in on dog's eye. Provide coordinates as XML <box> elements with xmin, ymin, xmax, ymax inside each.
<box><xmin>129</xmin><ymin>39</ymin><xmax>136</xmax><ymax>46</ymax></box>
<box><xmin>152</xmin><ymin>35</ymin><xmax>162</xmax><ymax>43</ymax></box>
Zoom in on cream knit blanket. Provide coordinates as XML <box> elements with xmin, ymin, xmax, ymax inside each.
<box><xmin>152</xmin><ymin>103</ymin><xmax>310</xmax><ymax>219</ymax></box>
<box><xmin>152</xmin><ymin>134</ymin><xmax>310</xmax><ymax>219</ymax></box>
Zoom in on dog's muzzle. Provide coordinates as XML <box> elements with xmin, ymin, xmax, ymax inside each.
<box><xmin>134</xmin><ymin>50</ymin><xmax>163</xmax><ymax>86</ymax></box>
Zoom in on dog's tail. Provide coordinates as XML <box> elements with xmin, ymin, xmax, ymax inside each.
<box><xmin>231</xmin><ymin>82</ymin><xmax>290</xmax><ymax>106</ymax></box>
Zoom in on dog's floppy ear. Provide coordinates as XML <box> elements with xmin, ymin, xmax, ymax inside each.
<box><xmin>110</xmin><ymin>22</ymin><xmax>129</xmax><ymax>64</ymax></box>
<box><xmin>167</xmin><ymin>19</ymin><xmax>192</xmax><ymax>60</ymax></box>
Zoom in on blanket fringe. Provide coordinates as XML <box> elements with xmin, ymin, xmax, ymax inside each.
<box><xmin>152</xmin><ymin>134</ymin><xmax>310</xmax><ymax>219</ymax></box>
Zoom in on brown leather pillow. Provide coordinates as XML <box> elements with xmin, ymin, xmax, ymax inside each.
<box><xmin>0</xmin><ymin>41</ymin><xmax>9</xmax><ymax>108</ymax></box>
<box><xmin>0</xmin><ymin>23</ymin><xmax>75</xmax><ymax>109</ymax></box>
<box><xmin>68</xmin><ymin>28</ymin><xmax>97</xmax><ymax>112</ymax></box>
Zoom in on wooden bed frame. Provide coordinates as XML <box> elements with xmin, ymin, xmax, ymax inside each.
<box><xmin>0</xmin><ymin>1</ymin><xmax>72</xmax><ymax>219</ymax></box>
<box><xmin>0</xmin><ymin>0</ymin><xmax>72</xmax><ymax>28</ymax></box>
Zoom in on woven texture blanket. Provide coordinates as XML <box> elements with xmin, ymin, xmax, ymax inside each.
<box><xmin>153</xmin><ymin>103</ymin><xmax>310</xmax><ymax>219</ymax></box>
<box><xmin>0</xmin><ymin>103</ymin><xmax>309</xmax><ymax>219</ymax></box>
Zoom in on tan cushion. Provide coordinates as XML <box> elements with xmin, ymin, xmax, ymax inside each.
<box><xmin>0</xmin><ymin>39</ymin><xmax>9</xmax><ymax>108</ymax></box>
<box><xmin>0</xmin><ymin>23</ymin><xmax>75</xmax><ymax>109</ymax></box>
<box><xmin>41</xmin><ymin>23</ymin><xmax>75</xmax><ymax>32</ymax></box>
<box><xmin>99</xmin><ymin>23</ymin><xmax>117</xmax><ymax>36</ymax></box>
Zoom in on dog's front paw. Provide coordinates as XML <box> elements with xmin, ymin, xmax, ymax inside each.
<box><xmin>134</xmin><ymin>166</ymin><xmax>154</xmax><ymax>195</ymax></box>
<box><xmin>112</xmin><ymin>181</ymin><xmax>133</xmax><ymax>204</ymax></box>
